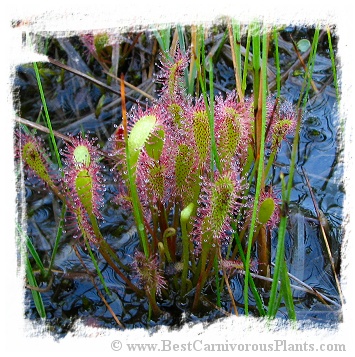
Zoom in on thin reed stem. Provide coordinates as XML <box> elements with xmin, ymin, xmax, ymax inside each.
<box><xmin>33</xmin><ymin>62</ymin><xmax>62</xmax><ymax>170</ymax></box>
<box><xmin>243</xmin><ymin>25</ymin><xmax>268</xmax><ymax>315</ymax></box>
<box><xmin>228</xmin><ymin>19</ymin><xmax>244</xmax><ymax>103</ymax></box>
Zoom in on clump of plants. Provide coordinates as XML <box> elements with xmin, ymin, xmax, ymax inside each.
<box><xmin>110</xmin><ymin>46</ymin><xmax>298</xmax><ymax>314</ymax></box>
<box><xmin>17</xmin><ymin>41</ymin><xmax>300</xmax><ymax>322</ymax></box>
<box><xmin>16</xmin><ymin>21</ymin><xmax>340</xmax><ymax>327</ymax></box>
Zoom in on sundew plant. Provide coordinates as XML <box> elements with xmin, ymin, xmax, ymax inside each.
<box><xmin>15</xmin><ymin>22</ymin><xmax>343</xmax><ymax>329</ymax></box>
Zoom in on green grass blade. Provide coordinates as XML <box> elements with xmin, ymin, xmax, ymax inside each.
<box><xmin>269</xmin><ymin>29</ymin><xmax>320</xmax><ymax>318</ymax></box>
<box><xmin>33</xmin><ymin>62</ymin><xmax>62</xmax><ymax>170</ymax></box>
<box><xmin>176</xmin><ymin>25</ymin><xmax>190</xmax><ymax>89</ymax></box>
<box><xmin>48</xmin><ymin>204</ymin><xmax>66</xmax><ymax>273</ymax></box>
<box><xmin>188</xmin><ymin>26</ymin><xmax>200</xmax><ymax>96</ymax></box>
<box><xmin>268</xmin><ymin>217</ymin><xmax>287</xmax><ymax>317</ymax></box>
<box><xmin>273</xmin><ymin>27</ymin><xmax>281</xmax><ymax>98</ymax></box>
<box><xmin>229</xmin><ymin>19</ymin><xmax>244</xmax><ymax>101</ymax></box>
<box><xmin>198</xmin><ymin>25</ymin><xmax>206</xmax><ymax>92</ymax></box>
<box><xmin>85</xmin><ymin>240</ymin><xmax>110</xmax><ymax>295</ymax></box>
<box><xmin>267</xmin><ymin>101</ymin><xmax>302</xmax><ymax>318</ymax></box>
<box><xmin>153</xmin><ymin>28</ymin><xmax>172</xmax><ymax>60</ymax></box>
<box><xmin>252</xmin><ymin>22</ymin><xmax>261</xmax><ymax>109</ymax></box>
<box><xmin>177</xmin><ymin>25</ymin><xmax>186</xmax><ymax>52</ymax></box>
<box><xmin>242</xmin><ymin>29</ymin><xmax>251</xmax><ymax>94</ymax></box>
<box><xmin>17</xmin><ymin>224</ymin><xmax>46</xmax><ymax>276</ymax></box>
<box><xmin>231</xmin><ymin>223</ymin><xmax>266</xmax><ymax>316</ymax></box>
<box><xmin>26</xmin><ymin>237</ymin><xmax>46</xmax><ymax>275</ymax></box>
<box><xmin>26</xmin><ymin>256</ymin><xmax>46</xmax><ymax>318</ymax></box>
<box><xmin>267</xmin><ymin>164</ymin><xmax>288</xmax><ymax>317</ymax></box>
<box><xmin>232</xmin><ymin>19</ymin><xmax>242</xmax><ymax>82</ymax></box>
<box><xmin>301</xmin><ymin>26</ymin><xmax>320</xmax><ymax>110</ymax></box>
<box><xmin>327</xmin><ymin>26</ymin><xmax>340</xmax><ymax>105</ymax></box>
<box><xmin>280</xmin><ymin>260</ymin><xmax>296</xmax><ymax>320</ymax></box>
<box><xmin>243</xmin><ymin>26</ymin><xmax>267</xmax><ymax>315</ymax></box>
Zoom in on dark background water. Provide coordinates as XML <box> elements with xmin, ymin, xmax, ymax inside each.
<box><xmin>13</xmin><ymin>25</ymin><xmax>344</xmax><ymax>336</ymax></box>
